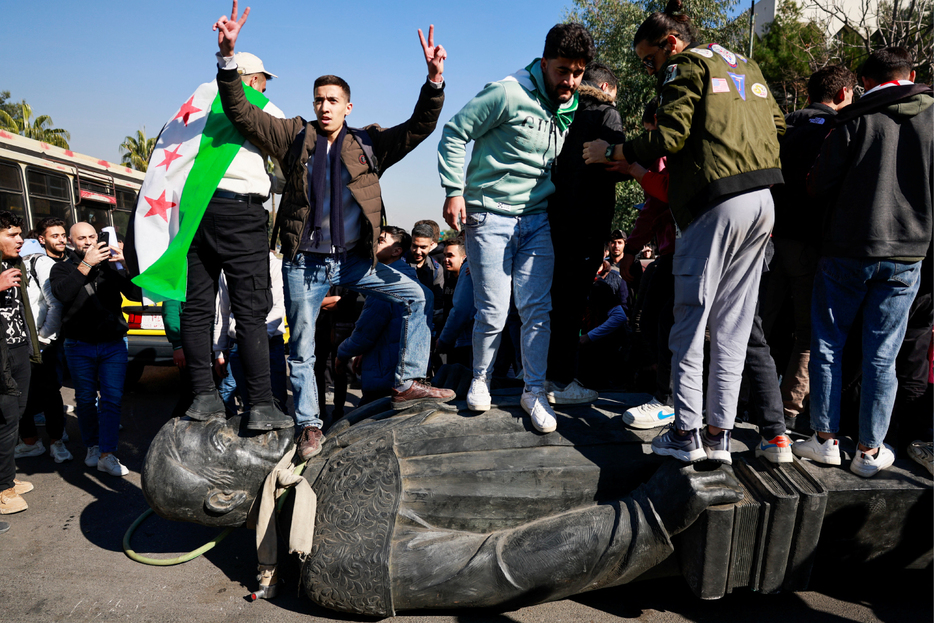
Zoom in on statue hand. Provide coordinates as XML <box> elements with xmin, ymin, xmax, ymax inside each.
<box><xmin>646</xmin><ymin>461</ymin><xmax>744</xmax><ymax>536</ymax></box>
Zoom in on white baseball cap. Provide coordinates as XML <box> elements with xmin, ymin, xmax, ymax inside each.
<box><xmin>234</xmin><ymin>52</ymin><xmax>278</xmax><ymax>79</ymax></box>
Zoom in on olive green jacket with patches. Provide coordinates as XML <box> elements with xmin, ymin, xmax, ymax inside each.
<box><xmin>622</xmin><ymin>43</ymin><xmax>785</xmax><ymax>231</ymax></box>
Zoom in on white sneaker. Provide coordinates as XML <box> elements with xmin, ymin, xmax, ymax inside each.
<box><xmin>545</xmin><ymin>379</ymin><xmax>598</xmax><ymax>405</ymax></box>
<box><xmin>521</xmin><ymin>389</ymin><xmax>557</xmax><ymax>433</ymax></box>
<box><xmin>97</xmin><ymin>454</ymin><xmax>129</xmax><ymax>477</ymax></box>
<box><xmin>850</xmin><ymin>444</ymin><xmax>895</xmax><ymax>478</ymax></box>
<box><xmin>792</xmin><ymin>433</ymin><xmax>841</xmax><ymax>465</ymax></box>
<box><xmin>50</xmin><ymin>440</ymin><xmax>73</xmax><ymax>463</ymax></box>
<box><xmin>13</xmin><ymin>439</ymin><xmax>45</xmax><ymax>459</ymax></box>
<box><xmin>466</xmin><ymin>376</ymin><xmax>491</xmax><ymax>412</ymax></box>
<box><xmin>623</xmin><ymin>398</ymin><xmax>676</xmax><ymax>429</ymax></box>
<box><xmin>84</xmin><ymin>446</ymin><xmax>101</xmax><ymax>467</ymax></box>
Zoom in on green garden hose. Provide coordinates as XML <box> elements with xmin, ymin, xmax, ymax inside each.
<box><xmin>123</xmin><ymin>460</ymin><xmax>307</xmax><ymax>566</ymax></box>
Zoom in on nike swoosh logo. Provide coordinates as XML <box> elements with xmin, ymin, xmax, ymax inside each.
<box><xmin>657</xmin><ymin>411</ymin><xmax>673</xmax><ymax>420</ymax></box>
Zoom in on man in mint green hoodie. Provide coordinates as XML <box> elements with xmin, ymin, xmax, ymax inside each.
<box><xmin>437</xmin><ymin>24</ymin><xmax>595</xmax><ymax>434</ymax></box>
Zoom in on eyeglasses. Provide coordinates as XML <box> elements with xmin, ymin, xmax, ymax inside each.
<box><xmin>640</xmin><ymin>39</ymin><xmax>670</xmax><ymax>72</ymax></box>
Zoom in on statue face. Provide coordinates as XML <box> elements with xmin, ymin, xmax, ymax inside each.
<box><xmin>142</xmin><ymin>415</ymin><xmax>294</xmax><ymax>527</ymax></box>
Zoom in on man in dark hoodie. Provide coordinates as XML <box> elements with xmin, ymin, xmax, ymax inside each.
<box><xmin>545</xmin><ymin>61</ymin><xmax>626</xmax><ymax>405</ymax></box>
<box><xmin>795</xmin><ymin>47</ymin><xmax>934</xmax><ymax>478</ymax></box>
<box><xmin>764</xmin><ymin>65</ymin><xmax>856</xmax><ymax>432</ymax></box>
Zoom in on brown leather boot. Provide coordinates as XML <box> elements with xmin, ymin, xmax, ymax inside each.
<box><xmin>0</xmin><ymin>487</ymin><xmax>28</xmax><ymax>514</ymax></box>
<box><xmin>391</xmin><ymin>380</ymin><xmax>456</xmax><ymax>411</ymax></box>
<box><xmin>296</xmin><ymin>426</ymin><xmax>325</xmax><ymax>462</ymax></box>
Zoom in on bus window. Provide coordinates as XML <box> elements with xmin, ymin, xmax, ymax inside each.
<box><xmin>78</xmin><ymin>202</ymin><xmax>113</xmax><ymax>233</ymax></box>
<box><xmin>113</xmin><ymin>188</ymin><xmax>137</xmax><ymax>236</ymax></box>
<box><xmin>26</xmin><ymin>168</ymin><xmax>73</xmax><ymax>230</ymax></box>
<box><xmin>0</xmin><ymin>161</ymin><xmax>26</xmax><ymax>222</ymax></box>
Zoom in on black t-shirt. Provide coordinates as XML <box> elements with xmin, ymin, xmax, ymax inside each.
<box><xmin>0</xmin><ymin>260</ymin><xmax>27</xmax><ymax>347</ymax></box>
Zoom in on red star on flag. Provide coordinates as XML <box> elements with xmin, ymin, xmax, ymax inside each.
<box><xmin>173</xmin><ymin>96</ymin><xmax>202</xmax><ymax>126</ymax></box>
<box><xmin>144</xmin><ymin>191</ymin><xmax>177</xmax><ymax>223</ymax></box>
<box><xmin>155</xmin><ymin>144</ymin><xmax>184</xmax><ymax>171</ymax></box>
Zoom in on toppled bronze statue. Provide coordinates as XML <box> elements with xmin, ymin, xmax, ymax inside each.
<box><xmin>142</xmin><ymin>391</ymin><xmax>932</xmax><ymax>617</ymax></box>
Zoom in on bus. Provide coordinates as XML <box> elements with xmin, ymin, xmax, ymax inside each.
<box><xmin>0</xmin><ymin>130</ymin><xmax>173</xmax><ymax>382</ymax></box>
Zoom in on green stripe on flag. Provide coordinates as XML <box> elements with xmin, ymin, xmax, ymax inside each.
<box><xmin>133</xmin><ymin>85</ymin><xmax>270</xmax><ymax>302</ymax></box>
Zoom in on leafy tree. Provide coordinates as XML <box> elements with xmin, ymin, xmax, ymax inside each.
<box><xmin>119</xmin><ymin>128</ymin><xmax>157</xmax><ymax>172</ymax></box>
<box><xmin>0</xmin><ymin>91</ymin><xmax>17</xmax><ymax>120</ymax></box>
<box><xmin>753</xmin><ymin>0</ymin><xmax>832</xmax><ymax>111</ymax></box>
<box><xmin>0</xmin><ymin>99</ymin><xmax>71</xmax><ymax>149</ymax></box>
<box><xmin>566</xmin><ymin>0</ymin><xmax>744</xmax><ymax>232</ymax></box>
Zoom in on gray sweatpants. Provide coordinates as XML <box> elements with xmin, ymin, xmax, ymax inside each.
<box><xmin>669</xmin><ymin>188</ymin><xmax>774</xmax><ymax>432</ymax></box>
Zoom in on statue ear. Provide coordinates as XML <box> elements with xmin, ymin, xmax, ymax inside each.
<box><xmin>204</xmin><ymin>488</ymin><xmax>247</xmax><ymax>514</ymax></box>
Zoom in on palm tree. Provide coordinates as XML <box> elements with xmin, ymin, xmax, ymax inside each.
<box><xmin>119</xmin><ymin>128</ymin><xmax>157</xmax><ymax>172</ymax></box>
<box><xmin>0</xmin><ymin>100</ymin><xmax>71</xmax><ymax>149</ymax></box>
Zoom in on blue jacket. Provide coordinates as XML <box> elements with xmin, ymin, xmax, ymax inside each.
<box><xmin>337</xmin><ymin>260</ymin><xmax>433</xmax><ymax>392</ymax></box>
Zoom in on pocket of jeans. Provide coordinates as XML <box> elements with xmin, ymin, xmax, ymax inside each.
<box><xmin>672</xmin><ymin>256</ymin><xmax>708</xmax><ymax>308</ymax></box>
<box><xmin>252</xmin><ymin>273</ymin><xmax>272</xmax><ymax>318</ymax></box>
<box><xmin>889</xmin><ymin>261</ymin><xmax>922</xmax><ymax>288</ymax></box>
<box><xmin>466</xmin><ymin>212</ymin><xmax>487</xmax><ymax>228</ymax></box>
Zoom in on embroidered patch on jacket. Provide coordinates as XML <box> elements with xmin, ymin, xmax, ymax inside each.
<box><xmin>691</xmin><ymin>48</ymin><xmax>714</xmax><ymax>58</ymax></box>
<box><xmin>359</xmin><ymin>155</ymin><xmax>367</xmax><ymax>165</ymax></box>
<box><xmin>751</xmin><ymin>83</ymin><xmax>769</xmax><ymax>98</ymax></box>
<box><xmin>727</xmin><ymin>72</ymin><xmax>746</xmax><ymax>100</ymax></box>
<box><xmin>663</xmin><ymin>65</ymin><xmax>678</xmax><ymax>85</ymax></box>
<box><xmin>809</xmin><ymin>117</ymin><xmax>826</xmax><ymax>124</ymax></box>
<box><xmin>709</xmin><ymin>44</ymin><xmax>738</xmax><ymax>68</ymax></box>
<box><xmin>711</xmin><ymin>78</ymin><xmax>731</xmax><ymax>93</ymax></box>
<box><xmin>737</xmin><ymin>54</ymin><xmax>749</xmax><ymax>63</ymax></box>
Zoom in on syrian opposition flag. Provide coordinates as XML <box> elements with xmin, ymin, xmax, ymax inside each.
<box><xmin>132</xmin><ymin>80</ymin><xmax>271</xmax><ymax>302</ymax></box>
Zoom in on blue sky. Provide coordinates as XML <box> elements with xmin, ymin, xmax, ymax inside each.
<box><xmin>2</xmin><ymin>0</ymin><xmax>581</xmax><ymax>231</ymax></box>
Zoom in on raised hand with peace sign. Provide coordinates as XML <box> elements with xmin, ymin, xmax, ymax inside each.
<box><xmin>418</xmin><ymin>25</ymin><xmax>447</xmax><ymax>83</ymax></box>
<box><xmin>213</xmin><ymin>0</ymin><xmax>250</xmax><ymax>57</ymax></box>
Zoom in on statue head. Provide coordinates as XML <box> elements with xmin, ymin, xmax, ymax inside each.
<box><xmin>142</xmin><ymin>415</ymin><xmax>294</xmax><ymax>527</ymax></box>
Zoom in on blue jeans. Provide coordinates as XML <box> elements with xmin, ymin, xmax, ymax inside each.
<box><xmin>283</xmin><ymin>251</ymin><xmax>431</xmax><ymax>429</ymax></box>
<box><xmin>465</xmin><ymin>211</ymin><xmax>554</xmax><ymax>390</ymax></box>
<box><xmin>809</xmin><ymin>257</ymin><xmax>922</xmax><ymax>449</ymax></box>
<box><xmin>63</xmin><ymin>338</ymin><xmax>127</xmax><ymax>454</ymax></box>
<box><xmin>218</xmin><ymin>335</ymin><xmax>288</xmax><ymax>413</ymax></box>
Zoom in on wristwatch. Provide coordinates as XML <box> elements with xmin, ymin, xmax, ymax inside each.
<box><xmin>605</xmin><ymin>144</ymin><xmax>615</xmax><ymax>161</ymax></box>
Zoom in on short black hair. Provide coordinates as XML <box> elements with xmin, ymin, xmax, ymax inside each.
<box><xmin>543</xmin><ymin>23</ymin><xmax>596</xmax><ymax>63</ymax></box>
<box><xmin>860</xmin><ymin>47</ymin><xmax>913</xmax><ymax>83</ymax></box>
<box><xmin>34</xmin><ymin>216</ymin><xmax>66</xmax><ymax>239</ymax></box>
<box><xmin>0</xmin><ymin>211</ymin><xmax>24</xmax><ymax>231</ymax></box>
<box><xmin>583</xmin><ymin>61</ymin><xmax>618</xmax><ymax>90</ymax></box>
<box><xmin>314</xmin><ymin>75</ymin><xmax>351</xmax><ymax>101</ymax></box>
<box><xmin>807</xmin><ymin>65</ymin><xmax>857</xmax><ymax>103</ymax></box>
<box><xmin>445</xmin><ymin>239</ymin><xmax>466</xmax><ymax>256</ymax></box>
<box><xmin>381</xmin><ymin>225</ymin><xmax>411</xmax><ymax>254</ymax></box>
<box><xmin>413</xmin><ymin>219</ymin><xmax>440</xmax><ymax>242</ymax></box>
<box><xmin>411</xmin><ymin>223</ymin><xmax>436</xmax><ymax>242</ymax></box>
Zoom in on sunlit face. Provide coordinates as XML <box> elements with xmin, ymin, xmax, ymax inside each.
<box><xmin>443</xmin><ymin>246</ymin><xmax>465</xmax><ymax>273</ymax></box>
<box><xmin>0</xmin><ymin>226</ymin><xmax>22</xmax><ymax>260</ymax></box>
<box><xmin>39</xmin><ymin>225</ymin><xmax>67</xmax><ymax>257</ymax></box>
<box><xmin>376</xmin><ymin>232</ymin><xmax>401</xmax><ymax>264</ymax></box>
<box><xmin>410</xmin><ymin>237</ymin><xmax>434</xmax><ymax>265</ymax></box>
<box><xmin>70</xmin><ymin>223</ymin><xmax>98</xmax><ymax>253</ymax></box>
<box><xmin>314</xmin><ymin>84</ymin><xmax>352</xmax><ymax>136</ymax></box>
<box><xmin>541</xmin><ymin>56</ymin><xmax>587</xmax><ymax>104</ymax></box>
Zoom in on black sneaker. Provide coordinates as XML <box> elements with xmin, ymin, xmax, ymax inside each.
<box><xmin>186</xmin><ymin>390</ymin><xmax>225</xmax><ymax>421</ymax></box>
<box><xmin>651</xmin><ymin>425</ymin><xmax>706</xmax><ymax>463</ymax></box>
<box><xmin>702</xmin><ymin>428</ymin><xmax>733</xmax><ymax>465</ymax></box>
<box><xmin>245</xmin><ymin>402</ymin><xmax>294</xmax><ymax>431</ymax></box>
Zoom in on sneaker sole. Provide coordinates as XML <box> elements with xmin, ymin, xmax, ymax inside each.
<box><xmin>14</xmin><ymin>451</ymin><xmax>45</xmax><ymax>459</ymax></box>
<box><xmin>624</xmin><ymin>412</ymin><xmax>676</xmax><ymax>429</ymax></box>
<box><xmin>550</xmin><ymin>395</ymin><xmax>598</xmax><ymax>405</ymax></box>
<box><xmin>52</xmin><ymin>453</ymin><xmax>73</xmax><ymax>464</ymax></box>
<box><xmin>850</xmin><ymin>454</ymin><xmax>895</xmax><ymax>478</ymax></box>
<box><xmin>791</xmin><ymin>447</ymin><xmax>841</xmax><ymax>466</ymax></box>
<box><xmin>652</xmin><ymin>445</ymin><xmax>706</xmax><ymax>463</ymax></box>
<box><xmin>392</xmin><ymin>394</ymin><xmax>456</xmax><ymax>411</ymax></box>
<box><xmin>756</xmin><ymin>448</ymin><xmax>794</xmax><ymax>464</ymax></box>
<box><xmin>466</xmin><ymin>399</ymin><xmax>491</xmax><ymax>412</ymax></box>
<box><xmin>705</xmin><ymin>448</ymin><xmax>733</xmax><ymax>465</ymax></box>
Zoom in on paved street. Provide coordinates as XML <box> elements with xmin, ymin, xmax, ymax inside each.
<box><xmin>1</xmin><ymin>366</ymin><xmax>931</xmax><ymax>623</ymax></box>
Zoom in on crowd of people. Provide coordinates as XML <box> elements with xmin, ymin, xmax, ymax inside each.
<box><xmin>1</xmin><ymin>0</ymin><xmax>931</xmax><ymax>538</ymax></box>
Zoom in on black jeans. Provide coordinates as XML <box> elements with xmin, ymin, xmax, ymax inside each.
<box><xmin>0</xmin><ymin>346</ymin><xmax>30</xmax><ymax>490</ymax></box>
<box><xmin>21</xmin><ymin>339</ymin><xmax>65</xmax><ymax>442</ymax></box>
<box><xmin>641</xmin><ymin>254</ymin><xmax>675</xmax><ymax>404</ymax></box>
<box><xmin>547</xmin><ymin>240</ymin><xmax>605</xmax><ymax>385</ymax></box>
<box><xmin>181</xmin><ymin>197</ymin><xmax>272</xmax><ymax>405</ymax></box>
